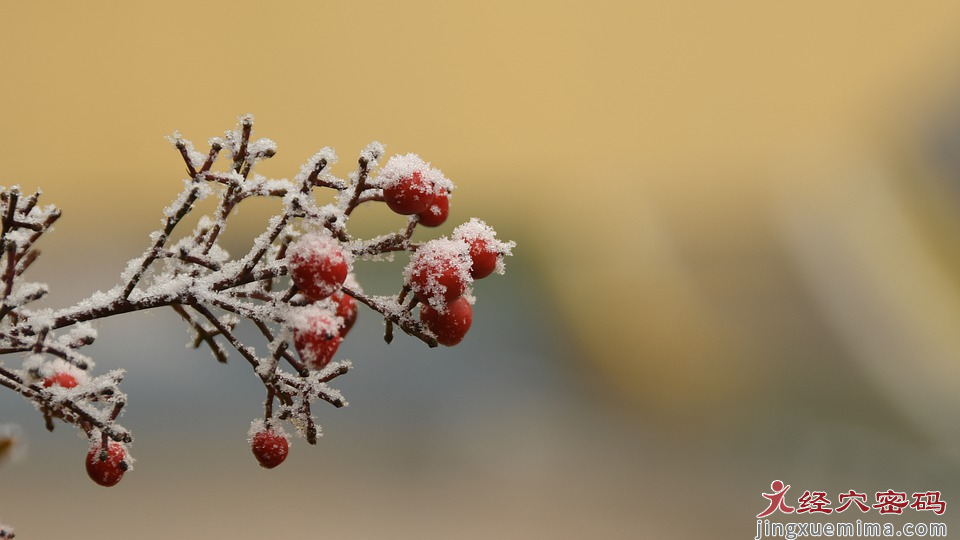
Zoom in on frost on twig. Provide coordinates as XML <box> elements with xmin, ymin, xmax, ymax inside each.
<box><xmin>0</xmin><ymin>114</ymin><xmax>515</xmax><ymax>489</ymax></box>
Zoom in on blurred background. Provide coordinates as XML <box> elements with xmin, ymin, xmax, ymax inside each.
<box><xmin>3</xmin><ymin>1</ymin><xmax>960</xmax><ymax>538</ymax></box>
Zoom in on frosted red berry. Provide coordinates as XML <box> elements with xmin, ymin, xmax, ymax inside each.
<box><xmin>466</xmin><ymin>238</ymin><xmax>498</xmax><ymax>279</ymax></box>
<box><xmin>453</xmin><ymin>219</ymin><xmax>511</xmax><ymax>280</ymax></box>
<box><xmin>43</xmin><ymin>372</ymin><xmax>78</xmax><ymax>389</ymax></box>
<box><xmin>406</xmin><ymin>240</ymin><xmax>471</xmax><ymax>306</ymax></box>
<box><xmin>420</xmin><ymin>296</ymin><xmax>473</xmax><ymax>346</ymax></box>
<box><xmin>410</xmin><ymin>262</ymin><xmax>466</xmax><ymax>305</ymax></box>
<box><xmin>85</xmin><ymin>441</ymin><xmax>128</xmax><ymax>487</ymax></box>
<box><xmin>384</xmin><ymin>170</ymin><xmax>434</xmax><ymax>215</ymax></box>
<box><xmin>289</xmin><ymin>234</ymin><xmax>348</xmax><ymax>301</ymax></box>
<box><xmin>293</xmin><ymin>311</ymin><xmax>342</xmax><ymax>370</ymax></box>
<box><xmin>332</xmin><ymin>292</ymin><xmax>358</xmax><ymax>336</ymax></box>
<box><xmin>251</xmin><ymin>427</ymin><xmax>289</xmax><ymax>469</ymax></box>
<box><xmin>417</xmin><ymin>190</ymin><xmax>449</xmax><ymax>228</ymax></box>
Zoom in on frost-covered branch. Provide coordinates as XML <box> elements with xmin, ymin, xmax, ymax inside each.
<box><xmin>0</xmin><ymin>114</ymin><xmax>515</xmax><ymax>504</ymax></box>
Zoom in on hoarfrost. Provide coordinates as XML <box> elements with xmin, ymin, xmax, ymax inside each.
<box><xmin>453</xmin><ymin>218</ymin><xmax>517</xmax><ymax>275</ymax></box>
<box><xmin>288</xmin><ymin>305</ymin><xmax>340</xmax><ymax>337</ymax></box>
<box><xmin>247</xmin><ymin>138</ymin><xmax>277</xmax><ymax>160</ymax></box>
<box><xmin>248</xmin><ymin>418</ymin><xmax>290</xmax><ymax>442</ymax></box>
<box><xmin>360</xmin><ymin>141</ymin><xmax>385</xmax><ymax>166</ymax></box>
<box><xmin>374</xmin><ymin>153</ymin><xmax>454</xmax><ymax>195</ymax></box>
<box><xmin>294</xmin><ymin>148</ymin><xmax>338</xmax><ymax>186</ymax></box>
<box><xmin>403</xmin><ymin>238</ymin><xmax>473</xmax><ymax>311</ymax></box>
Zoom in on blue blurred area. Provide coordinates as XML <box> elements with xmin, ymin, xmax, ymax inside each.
<box><xmin>0</xmin><ymin>262</ymin><xmax>653</xmax><ymax>538</ymax></box>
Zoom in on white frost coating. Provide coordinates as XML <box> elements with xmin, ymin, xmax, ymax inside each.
<box><xmin>425</xmin><ymin>166</ymin><xmax>454</xmax><ymax>194</ymax></box>
<box><xmin>315</xmin><ymin>359</ymin><xmax>351</xmax><ymax>377</ymax></box>
<box><xmin>65</xmin><ymin>322</ymin><xmax>96</xmax><ymax>340</ymax></box>
<box><xmin>403</xmin><ymin>238</ymin><xmax>473</xmax><ymax>311</ymax></box>
<box><xmin>221</xmin><ymin>115</ymin><xmax>255</xmax><ymax>159</ymax></box>
<box><xmin>162</xmin><ymin>180</ymin><xmax>203</xmax><ymax>220</ymax></box>
<box><xmin>453</xmin><ymin>218</ymin><xmax>517</xmax><ymax>275</ymax></box>
<box><xmin>360</xmin><ymin>141</ymin><xmax>385</xmax><ymax>166</ymax></box>
<box><xmin>241</xmin><ymin>176</ymin><xmax>294</xmax><ymax>199</ymax></box>
<box><xmin>343</xmin><ymin>272</ymin><xmax>361</xmax><ymax>294</ymax></box>
<box><xmin>247</xmin><ymin>138</ymin><xmax>277</xmax><ymax>160</ymax></box>
<box><xmin>7</xmin><ymin>281</ymin><xmax>47</xmax><ymax>307</ymax></box>
<box><xmin>288</xmin><ymin>230</ymin><xmax>353</xmax><ymax>270</ymax></box>
<box><xmin>288</xmin><ymin>305</ymin><xmax>341</xmax><ymax>367</ymax></box>
<box><xmin>288</xmin><ymin>305</ymin><xmax>340</xmax><ymax>338</ymax></box>
<box><xmin>86</xmin><ymin>429</ymin><xmax>135</xmax><ymax>470</ymax></box>
<box><xmin>376</xmin><ymin>154</ymin><xmax>426</xmax><ymax>189</ymax></box>
<box><xmin>294</xmin><ymin>148</ymin><xmax>338</xmax><ymax>186</ymax></box>
<box><xmin>374</xmin><ymin>154</ymin><xmax>455</xmax><ymax>199</ymax></box>
<box><xmin>317</xmin><ymin>203</ymin><xmax>347</xmax><ymax>228</ymax></box>
<box><xmin>165</xmin><ymin>132</ymin><xmax>205</xmax><ymax>170</ymax></box>
<box><xmin>373</xmin><ymin>153</ymin><xmax>452</xmax><ymax>193</ymax></box>
<box><xmin>5</xmin><ymin>228</ymin><xmax>33</xmax><ymax>250</ymax></box>
<box><xmin>21</xmin><ymin>354</ymin><xmax>45</xmax><ymax>376</ymax></box>
<box><xmin>248</xmin><ymin>418</ymin><xmax>290</xmax><ymax>443</ymax></box>
<box><xmin>37</xmin><ymin>358</ymin><xmax>90</xmax><ymax>388</ymax></box>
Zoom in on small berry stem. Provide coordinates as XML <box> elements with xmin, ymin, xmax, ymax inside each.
<box><xmin>344</xmin><ymin>157</ymin><xmax>373</xmax><ymax>216</ymax></box>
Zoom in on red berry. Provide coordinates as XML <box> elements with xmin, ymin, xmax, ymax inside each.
<box><xmin>453</xmin><ymin>219</ymin><xmax>508</xmax><ymax>280</ymax></box>
<box><xmin>85</xmin><ymin>441</ymin><xmax>128</xmax><ymax>487</ymax></box>
<box><xmin>417</xmin><ymin>190</ymin><xmax>449</xmax><ymax>228</ymax></box>
<box><xmin>288</xmin><ymin>234</ymin><xmax>348</xmax><ymax>301</ymax></box>
<box><xmin>43</xmin><ymin>371</ymin><xmax>78</xmax><ymax>389</ymax></box>
<box><xmin>292</xmin><ymin>310</ymin><xmax>342</xmax><ymax>370</ymax></box>
<box><xmin>410</xmin><ymin>263</ymin><xmax>465</xmax><ymax>305</ymax></box>
<box><xmin>466</xmin><ymin>238</ymin><xmax>498</xmax><ymax>279</ymax></box>
<box><xmin>420</xmin><ymin>296</ymin><xmax>473</xmax><ymax>346</ymax></box>
<box><xmin>332</xmin><ymin>292</ymin><xmax>358</xmax><ymax>336</ymax></box>
<box><xmin>383</xmin><ymin>170</ymin><xmax>434</xmax><ymax>215</ymax></box>
<box><xmin>406</xmin><ymin>240</ymin><xmax>471</xmax><ymax>306</ymax></box>
<box><xmin>251</xmin><ymin>427</ymin><xmax>289</xmax><ymax>469</ymax></box>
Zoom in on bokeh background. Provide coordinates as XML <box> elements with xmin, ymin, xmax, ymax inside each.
<box><xmin>3</xmin><ymin>1</ymin><xmax>960</xmax><ymax>538</ymax></box>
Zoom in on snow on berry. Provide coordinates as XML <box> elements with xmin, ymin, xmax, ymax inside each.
<box><xmin>418</xmin><ymin>189</ymin><xmax>450</xmax><ymax>228</ymax></box>
<box><xmin>404</xmin><ymin>238</ymin><xmax>473</xmax><ymax>310</ymax></box>
<box><xmin>85</xmin><ymin>440</ymin><xmax>131</xmax><ymax>487</ymax></box>
<box><xmin>288</xmin><ymin>232</ymin><xmax>350</xmax><ymax>301</ymax></box>
<box><xmin>290</xmin><ymin>306</ymin><xmax>342</xmax><ymax>370</ymax></box>
<box><xmin>42</xmin><ymin>371</ymin><xmax>79</xmax><ymax>389</ymax></box>
<box><xmin>376</xmin><ymin>154</ymin><xmax>454</xmax><ymax>215</ymax></box>
<box><xmin>248</xmin><ymin>420</ymin><xmax>290</xmax><ymax>469</ymax></box>
<box><xmin>453</xmin><ymin>218</ymin><xmax>515</xmax><ymax>279</ymax></box>
<box><xmin>420</xmin><ymin>296</ymin><xmax>473</xmax><ymax>346</ymax></box>
<box><xmin>383</xmin><ymin>170</ymin><xmax>433</xmax><ymax>215</ymax></box>
<box><xmin>37</xmin><ymin>359</ymin><xmax>88</xmax><ymax>390</ymax></box>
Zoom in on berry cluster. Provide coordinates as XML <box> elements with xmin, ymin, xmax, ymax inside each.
<box><xmin>405</xmin><ymin>218</ymin><xmax>511</xmax><ymax>346</ymax></box>
<box><xmin>0</xmin><ymin>115</ymin><xmax>514</xmax><ymax>485</ymax></box>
